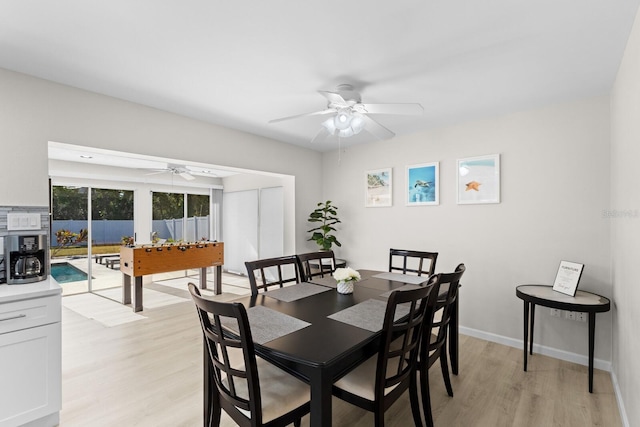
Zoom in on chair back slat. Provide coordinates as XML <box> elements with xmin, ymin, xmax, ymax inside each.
<box><xmin>377</xmin><ymin>285</ymin><xmax>434</xmax><ymax>398</ymax></box>
<box><xmin>245</xmin><ymin>255</ymin><xmax>304</xmax><ymax>296</ymax></box>
<box><xmin>188</xmin><ymin>284</ymin><xmax>264</xmax><ymax>424</ymax></box>
<box><xmin>389</xmin><ymin>248</ymin><xmax>438</xmax><ymax>276</ymax></box>
<box><xmin>426</xmin><ymin>264</ymin><xmax>465</xmax><ymax>357</ymax></box>
<box><xmin>297</xmin><ymin>250</ymin><xmax>337</xmax><ymax>281</ymax></box>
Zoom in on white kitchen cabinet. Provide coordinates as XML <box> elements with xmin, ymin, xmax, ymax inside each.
<box><xmin>0</xmin><ymin>282</ymin><xmax>61</xmax><ymax>427</ymax></box>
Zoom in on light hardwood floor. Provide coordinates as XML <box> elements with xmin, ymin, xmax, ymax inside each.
<box><xmin>60</xmin><ymin>278</ymin><xmax>621</xmax><ymax>426</ymax></box>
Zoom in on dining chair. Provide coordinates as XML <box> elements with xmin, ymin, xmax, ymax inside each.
<box><xmin>331</xmin><ymin>285</ymin><xmax>435</xmax><ymax>427</ymax></box>
<box><xmin>388</xmin><ymin>248</ymin><xmax>438</xmax><ymax>277</ymax></box>
<box><xmin>297</xmin><ymin>250</ymin><xmax>336</xmax><ymax>281</ymax></box>
<box><xmin>416</xmin><ymin>264</ymin><xmax>466</xmax><ymax>427</ymax></box>
<box><xmin>188</xmin><ymin>284</ymin><xmax>310</xmax><ymax>427</ymax></box>
<box><xmin>244</xmin><ymin>255</ymin><xmax>305</xmax><ymax>296</ymax></box>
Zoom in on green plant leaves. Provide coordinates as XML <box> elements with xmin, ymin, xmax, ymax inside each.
<box><xmin>307</xmin><ymin>200</ymin><xmax>341</xmax><ymax>250</ymax></box>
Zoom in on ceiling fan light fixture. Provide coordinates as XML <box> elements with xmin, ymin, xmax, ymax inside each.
<box><xmin>350</xmin><ymin>112</ymin><xmax>365</xmax><ymax>134</ymax></box>
<box><xmin>338</xmin><ymin>128</ymin><xmax>355</xmax><ymax>138</ymax></box>
<box><xmin>322</xmin><ymin>117</ymin><xmax>336</xmax><ymax>134</ymax></box>
<box><xmin>334</xmin><ymin>109</ymin><xmax>352</xmax><ymax>130</ymax></box>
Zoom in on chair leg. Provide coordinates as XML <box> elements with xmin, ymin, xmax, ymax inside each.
<box><xmin>293</xmin><ymin>418</ymin><xmax>301</xmax><ymax>427</ymax></box>
<box><xmin>421</xmin><ymin>364</ymin><xmax>434</xmax><ymax>427</ymax></box>
<box><xmin>410</xmin><ymin>370</ymin><xmax>424</xmax><ymax>427</ymax></box>
<box><xmin>209</xmin><ymin>390</ymin><xmax>221</xmax><ymax>427</ymax></box>
<box><xmin>440</xmin><ymin>349</ymin><xmax>454</xmax><ymax>397</ymax></box>
<box><xmin>374</xmin><ymin>408</ymin><xmax>385</xmax><ymax>427</ymax></box>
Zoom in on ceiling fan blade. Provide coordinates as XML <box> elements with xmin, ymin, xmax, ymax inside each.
<box><xmin>360</xmin><ymin>103</ymin><xmax>424</xmax><ymax>116</ymax></box>
<box><xmin>310</xmin><ymin>127</ymin><xmax>333</xmax><ymax>144</ymax></box>
<box><xmin>318</xmin><ymin>91</ymin><xmax>348</xmax><ymax>107</ymax></box>
<box><xmin>178</xmin><ymin>171</ymin><xmax>195</xmax><ymax>181</ymax></box>
<box><xmin>269</xmin><ymin>108</ymin><xmax>336</xmax><ymax>123</ymax></box>
<box><xmin>362</xmin><ymin>115</ymin><xmax>396</xmax><ymax>140</ymax></box>
<box><xmin>144</xmin><ymin>170</ymin><xmax>167</xmax><ymax>176</ymax></box>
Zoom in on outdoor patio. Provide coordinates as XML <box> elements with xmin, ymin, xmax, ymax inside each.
<box><xmin>51</xmin><ymin>256</ymin><xmax>251</xmax><ymax>297</ymax></box>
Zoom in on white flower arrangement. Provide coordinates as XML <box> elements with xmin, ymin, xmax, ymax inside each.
<box><xmin>333</xmin><ymin>267</ymin><xmax>361</xmax><ymax>283</ymax></box>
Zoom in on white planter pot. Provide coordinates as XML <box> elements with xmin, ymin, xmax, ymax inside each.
<box><xmin>337</xmin><ymin>280</ymin><xmax>354</xmax><ymax>294</ymax></box>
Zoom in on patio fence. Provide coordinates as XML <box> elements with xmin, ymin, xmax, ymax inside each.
<box><xmin>51</xmin><ymin>216</ymin><xmax>210</xmax><ymax>246</ymax></box>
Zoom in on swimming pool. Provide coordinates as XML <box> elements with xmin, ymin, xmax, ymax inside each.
<box><xmin>50</xmin><ymin>262</ymin><xmax>89</xmax><ymax>283</ymax></box>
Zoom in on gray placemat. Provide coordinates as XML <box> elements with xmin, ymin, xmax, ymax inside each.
<box><xmin>221</xmin><ymin>305</ymin><xmax>310</xmax><ymax>344</ymax></box>
<box><xmin>307</xmin><ymin>276</ymin><xmax>337</xmax><ymax>288</ymax></box>
<box><xmin>373</xmin><ymin>272</ymin><xmax>429</xmax><ymax>285</ymax></box>
<box><xmin>379</xmin><ymin>284</ymin><xmax>422</xmax><ymax>298</ymax></box>
<box><xmin>263</xmin><ymin>282</ymin><xmax>332</xmax><ymax>302</ymax></box>
<box><xmin>328</xmin><ymin>299</ymin><xmax>410</xmax><ymax>332</ymax></box>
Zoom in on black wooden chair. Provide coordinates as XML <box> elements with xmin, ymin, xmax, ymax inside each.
<box><xmin>297</xmin><ymin>250</ymin><xmax>336</xmax><ymax>281</ymax></box>
<box><xmin>244</xmin><ymin>255</ymin><xmax>305</xmax><ymax>296</ymax></box>
<box><xmin>331</xmin><ymin>285</ymin><xmax>435</xmax><ymax>427</ymax></box>
<box><xmin>416</xmin><ymin>264</ymin><xmax>466</xmax><ymax>427</ymax></box>
<box><xmin>188</xmin><ymin>284</ymin><xmax>310</xmax><ymax>427</ymax></box>
<box><xmin>388</xmin><ymin>248</ymin><xmax>438</xmax><ymax>277</ymax></box>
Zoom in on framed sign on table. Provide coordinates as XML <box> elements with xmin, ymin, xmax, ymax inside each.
<box><xmin>552</xmin><ymin>260</ymin><xmax>585</xmax><ymax>296</ymax></box>
<box><xmin>457</xmin><ymin>154</ymin><xmax>500</xmax><ymax>204</ymax></box>
<box><xmin>365</xmin><ymin>168</ymin><xmax>392</xmax><ymax>207</ymax></box>
<box><xmin>406</xmin><ymin>162</ymin><xmax>439</xmax><ymax>206</ymax></box>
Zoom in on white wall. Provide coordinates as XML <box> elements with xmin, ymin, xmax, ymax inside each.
<box><xmin>611</xmin><ymin>6</ymin><xmax>640</xmax><ymax>427</ymax></box>
<box><xmin>322</xmin><ymin>96</ymin><xmax>612</xmax><ymax>364</ymax></box>
<box><xmin>0</xmin><ymin>68</ymin><xmax>322</xmax><ymax>254</ymax></box>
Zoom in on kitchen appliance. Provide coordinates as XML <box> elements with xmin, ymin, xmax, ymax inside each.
<box><xmin>4</xmin><ymin>234</ymin><xmax>47</xmax><ymax>284</ymax></box>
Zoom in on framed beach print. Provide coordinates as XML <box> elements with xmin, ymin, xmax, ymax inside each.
<box><xmin>365</xmin><ymin>168</ymin><xmax>392</xmax><ymax>207</ymax></box>
<box><xmin>406</xmin><ymin>162</ymin><xmax>439</xmax><ymax>206</ymax></box>
<box><xmin>457</xmin><ymin>154</ymin><xmax>500</xmax><ymax>204</ymax></box>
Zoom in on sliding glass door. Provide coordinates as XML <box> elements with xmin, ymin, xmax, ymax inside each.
<box><xmin>50</xmin><ymin>186</ymin><xmax>89</xmax><ymax>296</ymax></box>
<box><xmin>152</xmin><ymin>192</ymin><xmax>210</xmax><ymax>242</ymax></box>
<box><xmin>50</xmin><ymin>185</ymin><xmax>133</xmax><ymax>297</ymax></box>
<box><xmin>90</xmin><ymin>188</ymin><xmax>134</xmax><ymax>297</ymax></box>
<box><xmin>152</xmin><ymin>191</ymin><xmax>211</xmax><ymax>280</ymax></box>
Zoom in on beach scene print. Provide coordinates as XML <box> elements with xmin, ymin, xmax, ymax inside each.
<box><xmin>366</xmin><ymin>168</ymin><xmax>392</xmax><ymax>207</ymax></box>
<box><xmin>407</xmin><ymin>162</ymin><xmax>439</xmax><ymax>205</ymax></box>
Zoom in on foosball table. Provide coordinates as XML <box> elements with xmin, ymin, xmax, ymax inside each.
<box><xmin>119</xmin><ymin>241</ymin><xmax>224</xmax><ymax>312</ymax></box>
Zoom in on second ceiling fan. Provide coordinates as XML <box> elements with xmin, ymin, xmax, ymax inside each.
<box><xmin>145</xmin><ymin>164</ymin><xmax>196</xmax><ymax>181</ymax></box>
<box><xmin>269</xmin><ymin>84</ymin><xmax>423</xmax><ymax>143</ymax></box>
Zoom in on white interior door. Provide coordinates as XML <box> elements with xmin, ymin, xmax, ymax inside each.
<box><xmin>222</xmin><ymin>190</ymin><xmax>258</xmax><ymax>275</ymax></box>
<box><xmin>259</xmin><ymin>187</ymin><xmax>284</xmax><ymax>259</ymax></box>
<box><xmin>222</xmin><ymin>187</ymin><xmax>284</xmax><ymax>276</ymax></box>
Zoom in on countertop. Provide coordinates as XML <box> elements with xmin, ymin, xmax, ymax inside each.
<box><xmin>0</xmin><ymin>277</ymin><xmax>62</xmax><ymax>303</ymax></box>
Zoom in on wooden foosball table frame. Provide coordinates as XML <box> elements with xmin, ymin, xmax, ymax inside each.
<box><xmin>120</xmin><ymin>242</ymin><xmax>224</xmax><ymax>312</ymax></box>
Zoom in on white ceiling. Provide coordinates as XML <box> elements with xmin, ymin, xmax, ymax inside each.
<box><xmin>2</xmin><ymin>1</ymin><xmax>639</xmax><ymax>153</ymax></box>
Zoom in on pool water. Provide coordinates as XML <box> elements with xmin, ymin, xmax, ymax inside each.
<box><xmin>51</xmin><ymin>262</ymin><xmax>89</xmax><ymax>283</ymax></box>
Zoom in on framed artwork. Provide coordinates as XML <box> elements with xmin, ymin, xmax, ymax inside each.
<box><xmin>456</xmin><ymin>154</ymin><xmax>500</xmax><ymax>204</ymax></box>
<box><xmin>365</xmin><ymin>168</ymin><xmax>392</xmax><ymax>207</ymax></box>
<box><xmin>552</xmin><ymin>261</ymin><xmax>584</xmax><ymax>296</ymax></box>
<box><xmin>406</xmin><ymin>162</ymin><xmax>439</xmax><ymax>206</ymax></box>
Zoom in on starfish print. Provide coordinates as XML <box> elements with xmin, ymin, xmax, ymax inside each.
<box><xmin>465</xmin><ymin>181</ymin><xmax>481</xmax><ymax>191</ymax></box>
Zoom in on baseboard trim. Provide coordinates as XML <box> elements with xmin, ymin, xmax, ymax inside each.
<box><xmin>610</xmin><ymin>370</ymin><xmax>630</xmax><ymax>427</ymax></box>
<box><xmin>459</xmin><ymin>326</ymin><xmax>612</xmax><ymax>372</ymax></box>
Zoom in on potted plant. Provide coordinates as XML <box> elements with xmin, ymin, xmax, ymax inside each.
<box><xmin>333</xmin><ymin>267</ymin><xmax>360</xmax><ymax>294</ymax></box>
<box><xmin>121</xmin><ymin>235</ymin><xmax>135</xmax><ymax>247</ymax></box>
<box><xmin>307</xmin><ymin>200</ymin><xmax>342</xmax><ymax>251</ymax></box>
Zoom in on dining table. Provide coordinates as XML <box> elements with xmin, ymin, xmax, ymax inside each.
<box><xmin>203</xmin><ymin>269</ymin><xmax>459</xmax><ymax>427</ymax></box>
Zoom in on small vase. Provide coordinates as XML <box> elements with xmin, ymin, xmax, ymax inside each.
<box><xmin>337</xmin><ymin>280</ymin><xmax>354</xmax><ymax>294</ymax></box>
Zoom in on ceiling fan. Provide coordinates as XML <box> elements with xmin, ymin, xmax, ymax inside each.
<box><xmin>269</xmin><ymin>84</ymin><xmax>423</xmax><ymax>143</ymax></box>
<box><xmin>144</xmin><ymin>164</ymin><xmax>196</xmax><ymax>181</ymax></box>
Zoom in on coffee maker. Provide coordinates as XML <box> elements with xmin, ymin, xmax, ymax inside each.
<box><xmin>4</xmin><ymin>234</ymin><xmax>47</xmax><ymax>284</ymax></box>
